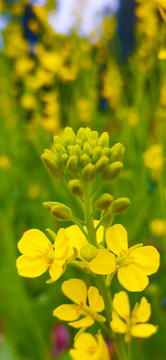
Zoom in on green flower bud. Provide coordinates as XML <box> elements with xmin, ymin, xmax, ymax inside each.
<box><xmin>70</xmin><ymin>144</ymin><xmax>81</xmax><ymax>157</ymax></box>
<box><xmin>66</xmin><ymin>155</ymin><xmax>78</xmax><ymax>174</ymax></box>
<box><xmin>98</xmin><ymin>132</ymin><xmax>109</xmax><ymax>148</ymax></box>
<box><xmin>75</xmin><ymin>138</ymin><xmax>83</xmax><ymax>148</ymax></box>
<box><xmin>92</xmin><ymin>146</ymin><xmax>102</xmax><ymax>163</ymax></box>
<box><xmin>68</xmin><ymin>179</ymin><xmax>84</xmax><ymax>196</ymax></box>
<box><xmin>102</xmin><ymin>161</ymin><xmax>123</xmax><ymax>181</ymax></box>
<box><xmin>100</xmin><ymin>211</ymin><xmax>114</xmax><ymax>228</ymax></box>
<box><xmin>54</xmin><ymin>143</ymin><xmax>66</xmax><ymax>156</ymax></box>
<box><xmin>64</xmin><ymin>127</ymin><xmax>76</xmax><ymax>143</ymax></box>
<box><xmin>43</xmin><ymin>201</ymin><xmax>59</xmax><ymax>215</ymax></box>
<box><xmin>94</xmin><ymin>193</ymin><xmax>114</xmax><ymax>211</ymax></box>
<box><xmin>77</xmin><ymin>127</ymin><xmax>90</xmax><ymax>141</ymax></box>
<box><xmin>80</xmin><ymin>154</ymin><xmax>91</xmax><ymax>168</ymax></box>
<box><xmin>81</xmin><ymin>163</ymin><xmax>96</xmax><ymax>181</ymax></box>
<box><xmin>90</xmin><ymin>130</ymin><xmax>99</xmax><ymax>141</ymax></box>
<box><xmin>95</xmin><ymin>156</ymin><xmax>109</xmax><ymax>174</ymax></box>
<box><xmin>110</xmin><ymin>143</ymin><xmax>125</xmax><ymax>162</ymax></box>
<box><xmin>102</xmin><ymin>147</ymin><xmax>111</xmax><ymax>157</ymax></box>
<box><xmin>80</xmin><ymin>244</ymin><xmax>97</xmax><ymax>262</ymax></box>
<box><xmin>110</xmin><ymin>197</ymin><xmax>131</xmax><ymax>215</ymax></box>
<box><xmin>51</xmin><ymin>203</ymin><xmax>73</xmax><ymax>221</ymax></box>
<box><xmin>83</xmin><ymin>142</ymin><xmax>92</xmax><ymax>157</ymax></box>
<box><xmin>61</xmin><ymin>153</ymin><xmax>69</xmax><ymax>165</ymax></box>
<box><xmin>41</xmin><ymin>152</ymin><xmax>62</xmax><ymax>178</ymax></box>
<box><xmin>53</xmin><ymin>135</ymin><xmax>63</xmax><ymax>145</ymax></box>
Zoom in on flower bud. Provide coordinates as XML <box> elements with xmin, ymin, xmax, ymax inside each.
<box><xmin>83</xmin><ymin>142</ymin><xmax>92</xmax><ymax>157</ymax></box>
<box><xmin>70</xmin><ymin>144</ymin><xmax>81</xmax><ymax>157</ymax></box>
<box><xmin>77</xmin><ymin>127</ymin><xmax>90</xmax><ymax>141</ymax></box>
<box><xmin>43</xmin><ymin>201</ymin><xmax>59</xmax><ymax>215</ymax></box>
<box><xmin>95</xmin><ymin>156</ymin><xmax>109</xmax><ymax>174</ymax></box>
<box><xmin>81</xmin><ymin>163</ymin><xmax>96</xmax><ymax>181</ymax></box>
<box><xmin>80</xmin><ymin>244</ymin><xmax>97</xmax><ymax>261</ymax></box>
<box><xmin>94</xmin><ymin>193</ymin><xmax>114</xmax><ymax>211</ymax></box>
<box><xmin>102</xmin><ymin>161</ymin><xmax>123</xmax><ymax>181</ymax></box>
<box><xmin>54</xmin><ymin>143</ymin><xmax>66</xmax><ymax>156</ymax></box>
<box><xmin>110</xmin><ymin>197</ymin><xmax>131</xmax><ymax>215</ymax></box>
<box><xmin>80</xmin><ymin>154</ymin><xmax>91</xmax><ymax>168</ymax></box>
<box><xmin>68</xmin><ymin>179</ymin><xmax>84</xmax><ymax>196</ymax></box>
<box><xmin>51</xmin><ymin>203</ymin><xmax>73</xmax><ymax>221</ymax></box>
<box><xmin>41</xmin><ymin>152</ymin><xmax>62</xmax><ymax>178</ymax></box>
<box><xmin>92</xmin><ymin>146</ymin><xmax>102</xmax><ymax>163</ymax></box>
<box><xmin>53</xmin><ymin>135</ymin><xmax>63</xmax><ymax>145</ymax></box>
<box><xmin>64</xmin><ymin>127</ymin><xmax>76</xmax><ymax>143</ymax></box>
<box><xmin>98</xmin><ymin>132</ymin><xmax>109</xmax><ymax>148</ymax></box>
<box><xmin>66</xmin><ymin>156</ymin><xmax>78</xmax><ymax>174</ymax></box>
<box><xmin>100</xmin><ymin>211</ymin><xmax>114</xmax><ymax>228</ymax></box>
<box><xmin>110</xmin><ymin>143</ymin><xmax>125</xmax><ymax>162</ymax></box>
<box><xmin>61</xmin><ymin>153</ymin><xmax>69</xmax><ymax>165</ymax></box>
<box><xmin>102</xmin><ymin>147</ymin><xmax>111</xmax><ymax>157</ymax></box>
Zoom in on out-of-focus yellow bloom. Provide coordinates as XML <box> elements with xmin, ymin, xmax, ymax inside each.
<box><xmin>20</xmin><ymin>93</ymin><xmax>36</xmax><ymax>110</ymax></box>
<box><xmin>39</xmin><ymin>51</ymin><xmax>61</xmax><ymax>72</ymax></box>
<box><xmin>110</xmin><ymin>291</ymin><xmax>157</xmax><ymax>342</ymax></box>
<box><xmin>89</xmin><ymin>224</ymin><xmax>160</xmax><ymax>292</ymax></box>
<box><xmin>127</xmin><ymin>108</ymin><xmax>139</xmax><ymax>126</ymax></box>
<box><xmin>14</xmin><ymin>57</ymin><xmax>35</xmax><ymax>78</ymax></box>
<box><xmin>41</xmin><ymin>118</ymin><xmax>60</xmax><ymax>135</ymax></box>
<box><xmin>158</xmin><ymin>49</ymin><xmax>166</xmax><ymax>60</ymax></box>
<box><xmin>16</xmin><ymin>228</ymin><xmax>74</xmax><ymax>282</ymax></box>
<box><xmin>149</xmin><ymin>219</ymin><xmax>166</xmax><ymax>237</ymax></box>
<box><xmin>0</xmin><ymin>155</ymin><xmax>11</xmax><ymax>169</ymax></box>
<box><xmin>101</xmin><ymin>64</ymin><xmax>122</xmax><ymax>109</ymax></box>
<box><xmin>53</xmin><ymin>278</ymin><xmax>106</xmax><ymax>329</ymax></box>
<box><xmin>157</xmin><ymin>0</ymin><xmax>166</xmax><ymax>21</ymax></box>
<box><xmin>143</xmin><ymin>144</ymin><xmax>165</xmax><ymax>179</ymax></box>
<box><xmin>28</xmin><ymin>184</ymin><xmax>40</xmax><ymax>199</ymax></box>
<box><xmin>77</xmin><ymin>98</ymin><xmax>93</xmax><ymax>123</ymax></box>
<box><xmin>102</xmin><ymin>16</ymin><xmax>116</xmax><ymax>41</ymax></box>
<box><xmin>69</xmin><ymin>332</ymin><xmax>110</xmax><ymax>360</ymax></box>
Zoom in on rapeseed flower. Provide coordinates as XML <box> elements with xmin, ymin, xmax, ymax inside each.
<box><xmin>16</xmin><ymin>228</ymin><xmax>74</xmax><ymax>283</ymax></box>
<box><xmin>110</xmin><ymin>291</ymin><xmax>157</xmax><ymax>342</ymax></box>
<box><xmin>69</xmin><ymin>332</ymin><xmax>110</xmax><ymax>360</ymax></box>
<box><xmin>143</xmin><ymin>144</ymin><xmax>165</xmax><ymax>179</ymax></box>
<box><xmin>149</xmin><ymin>219</ymin><xmax>166</xmax><ymax>237</ymax></box>
<box><xmin>89</xmin><ymin>224</ymin><xmax>160</xmax><ymax>291</ymax></box>
<box><xmin>53</xmin><ymin>279</ymin><xmax>106</xmax><ymax>329</ymax></box>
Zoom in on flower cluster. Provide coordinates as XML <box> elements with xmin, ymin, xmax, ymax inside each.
<box><xmin>16</xmin><ymin>127</ymin><xmax>160</xmax><ymax>360</ymax></box>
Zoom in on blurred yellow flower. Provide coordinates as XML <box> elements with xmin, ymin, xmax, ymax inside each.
<box><xmin>53</xmin><ymin>278</ymin><xmax>106</xmax><ymax>329</ymax></box>
<box><xmin>143</xmin><ymin>144</ymin><xmax>165</xmax><ymax>178</ymax></box>
<box><xmin>14</xmin><ymin>57</ymin><xmax>35</xmax><ymax>78</ymax></box>
<box><xmin>0</xmin><ymin>154</ymin><xmax>11</xmax><ymax>169</ymax></box>
<box><xmin>110</xmin><ymin>291</ymin><xmax>157</xmax><ymax>342</ymax></box>
<box><xmin>16</xmin><ymin>228</ymin><xmax>73</xmax><ymax>282</ymax></box>
<box><xmin>149</xmin><ymin>219</ymin><xmax>166</xmax><ymax>237</ymax></box>
<box><xmin>89</xmin><ymin>224</ymin><xmax>160</xmax><ymax>291</ymax></box>
<box><xmin>20</xmin><ymin>93</ymin><xmax>36</xmax><ymax>110</ymax></box>
<box><xmin>69</xmin><ymin>332</ymin><xmax>110</xmax><ymax>360</ymax></box>
<box><xmin>77</xmin><ymin>98</ymin><xmax>93</xmax><ymax>123</ymax></box>
<box><xmin>158</xmin><ymin>49</ymin><xmax>166</xmax><ymax>60</ymax></box>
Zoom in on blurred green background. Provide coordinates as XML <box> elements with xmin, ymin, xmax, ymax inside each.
<box><xmin>0</xmin><ymin>0</ymin><xmax>166</xmax><ymax>359</ymax></box>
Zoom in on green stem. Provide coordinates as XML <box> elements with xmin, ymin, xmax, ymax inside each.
<box><xmin>83</xmin><ymin>186</ymin><xmax>97</xmax><ymax>246</ymax></box>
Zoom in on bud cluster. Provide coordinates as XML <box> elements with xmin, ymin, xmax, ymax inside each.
<box><xmin>41</xmin><ymin>127</ymin><xmax>125</xmax><ymax>194</ymax></box>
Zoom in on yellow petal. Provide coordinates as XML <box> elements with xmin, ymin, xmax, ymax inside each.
<box><xmin>131</xmin><ymin>324</ymin><xmax>157</xmax><ymax>338</ymax></box>
<box><xmin>62</xmin><ymin>278</ymin><xmax>87</xmax><ymax>305</ymax></box>
<box><xmin>18</xmin><ymin>229</ymin><xmax>51</xmax><ymax>256</ymax></box>
<box><xmin>65</xmin><ymin>225</ymin><xmax>87</xmax><ymax>255</ymax></box>
<box><xmin>53</xmin><ymin>304</ymin><xmax>79</xmax><ymax>321</ymax></box>
<box><xmin>89</xmin><ymin>249</ymin><xmax>116</xmax><ymax>275</ymax></box>
<box><xmin>49</xmin><ymin>262</ymin><xmax>64</xmax><ymax>282</ymax></box>
<box><xmin>132</xmin><ymin>297</ymin><xmax>151</xmax><ymax>324</ymax></box>
<box><xmin>16</xmin><ymin>255</ymin><xmax>48</xmax><ymax>277</ymax></box>
<box><xmin>74</xmin><ymin>332</ymin><xmax>97</xmax><ymax>351</ymax></box>
<box><xmin>96</xmin><ymin>332</ymin><xmax>110</xmax><ymax>360</ymax></box>
<box><xmin>54</xmin><ymin>228</ymin><xmax>69</xmax><ymax>258</ymax></box>
<box><xmin>69</xmin><ymin>315</ymin><xmax>94</xmax><ymax>328</ymax></box>
<box><xmin>113</xmin><ymin>291</ymin><xmax>130</xmax><ymax>320</ymax></box>
<box><xmin>88</xmin><ymin>286</ymin><xmax>104</xmax><ymax>313</ymax></box>
<box><xmin>118</xmin><ymin>264</ymin><xmax>149</xmax><ymax>292</ymax></box>
<box><xmin>106</xmin><ymin>224</ymin><xmax>128</xmax><ymax>255</ymax></box>
<box><xmin>131</xmin><ymin>246</ymin><xmax>160</xmax><ymax>275</ymax></box>
<box><xmin>110</xmin><ymin>310</ymin><xmax>127</xmax><ymax>334</ymax></box>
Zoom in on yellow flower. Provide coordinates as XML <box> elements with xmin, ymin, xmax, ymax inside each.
<box><xmin>0</xmin><ymin>154</ymin><xmax>11</xmax><ymax>169</ymax></box>
<box><xmin>143</xmin><ymin>144</ymin><xmax>164</xmax><ymax>170</ymax></box>
<box><xmin>158</xmin><ymin>49</ymin><xmax>166</xmax><ymax>60</ymax></box>
<box><xmin>89</xmin><ymin>224</ymin><xmax>160</xmax><ymax>292</ymax></box>
<box><xmin>110</xmin><ymin>291</ymin><xmax>158</xmax><ymax>342</ymax></box>
<box><xmin>16</xmin><ymin>228</ymin><xmax>73</xmax><ymax>283</ymax></box>
<box><xmin>69</xmin><ymin>332</ymin><xmax>110</xmax><ymax>360</ymax></box>
<box><xmin>53</xmin><ymin>278</ymin><xmax>106</xmax><ymax>329</ymax></box>
<box><xmin>149</xmin><ymin>219</ymin><xmax>166</xmax><ymax>237</ymax></box>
